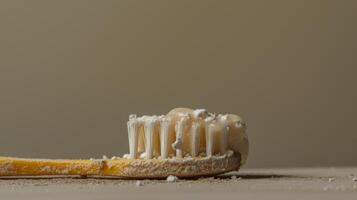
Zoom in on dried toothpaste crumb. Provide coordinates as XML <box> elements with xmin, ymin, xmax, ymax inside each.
<box><xmin>136</xmin><ymin>181</ymin><xmax>143</xmax><ymax>187</ymax></box>
<box><xmin>166</xmin><ymin>175</ymin><xmax>178</xmax><ymax>182</ymax></box>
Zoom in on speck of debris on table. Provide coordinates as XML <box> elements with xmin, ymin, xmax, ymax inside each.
<box><xmin>135</xmin><ymin>181</ymin><xmax>143</xmax><ymax>187</ymax></box>
<box><xmin>166</xmin><ymin>175</ymin><xmax>178</xmax><ymax>182</ymax></box>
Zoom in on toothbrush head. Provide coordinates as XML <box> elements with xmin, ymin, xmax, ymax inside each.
<box><xmin>123</xmin><ymin>107</ymin><xmax>249</xmax><ymax>178</ymax></box>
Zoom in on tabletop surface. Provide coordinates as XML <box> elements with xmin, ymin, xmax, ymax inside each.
<box><xmin>0</xmin><ymin>167</ymin><xmax>356</xmax><ymax>200</ymax></box>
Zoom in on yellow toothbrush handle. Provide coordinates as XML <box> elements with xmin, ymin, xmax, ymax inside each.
<box><xmin>0</xmin><ymin>154</ymin><xmax>240</xmax><ymax>178</ymax></box>
<box><xmin>0</xmin><ymin>157</ymin><xmax>130</xmax><ymax>177</ymax></box>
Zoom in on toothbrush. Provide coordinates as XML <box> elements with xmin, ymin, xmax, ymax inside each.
<box><xmin>0</xmin><ymin>108</ymin><xmax>248</xmax><ymax>178</ymax></box>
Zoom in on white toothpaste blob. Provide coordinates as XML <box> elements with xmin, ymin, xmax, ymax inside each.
<box><xmin>126</xmin><ymin>108</ymin><xmax>249</xmax><ymax>165</ymax></box>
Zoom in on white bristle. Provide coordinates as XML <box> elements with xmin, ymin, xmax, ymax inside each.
<box><xmin>191</xmin><ymin>122</ymin><xmax>201</xmax><ymax>157</ymax></box>
<box><xmin>174</xmin><ymin>117</ymin><xmax>187</xmax><ymax>158</ymax></box>
<box><xmin>160</xmin><ymin>118</ymin><xmax>171</xmax><ymax>159</ymax></box>
<box><xmin>217</xmin><ymin>115</ymin><xmax>229</xmax><ymax>155</ymax></box>
<box><xmin>205</xmin><ymin>123</ymin><xmax>215</xmax><ymax>157</ymax></box>
<box><xmin>219</xmin><ymin>124</ymin><xmax>228</xmax><ymax>154</ymax></box>
<box><xmin>144</xmin><ymin>119</ymin><xmax>157</xmax><ymax>159</ymax></box>
<box><xmin>127</xmin><ymin>120</ymin><xmax>139</xmax><ymax>159</ymax></box>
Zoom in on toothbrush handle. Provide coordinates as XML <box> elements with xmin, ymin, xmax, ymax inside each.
<box><xmin>0</xmin><ymin>157</ymin><xmax>113</xmax><ymax>177</ymax></box>
<box><xmin>0</xmin><ymin>154</ymin><xmax>240</xmax><ymax>178</ymax></box>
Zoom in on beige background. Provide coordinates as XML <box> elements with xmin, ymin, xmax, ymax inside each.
<box><xmin>0</xmin><ymin>0</ymin><xmax>356</xmax><ymax>168</ymax></box>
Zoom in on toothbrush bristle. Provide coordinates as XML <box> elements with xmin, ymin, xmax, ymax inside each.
<box><xmin>126</xmin><ymin>108</ymin><xmax>248</xmax><ymax>164</ymax></box>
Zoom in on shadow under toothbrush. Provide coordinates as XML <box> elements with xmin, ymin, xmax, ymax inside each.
<box><xmin>215</xmin><ymin>172</ymin><xmax>305</xmax><ymax>180</ymax></box>
<box><xmin>0</xmin><ymin>173</ymin><xmax>305</xmax><ymax>180</ymax></box>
